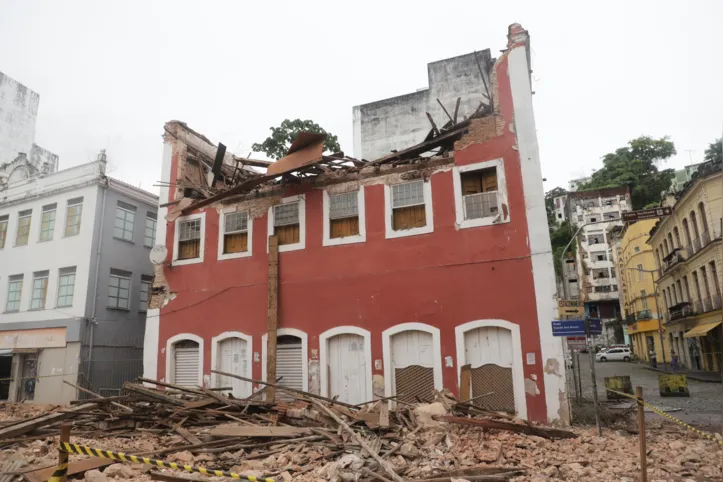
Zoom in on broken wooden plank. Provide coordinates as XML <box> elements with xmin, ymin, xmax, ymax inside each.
<box><xmin>63</xmin><ymin>380</ymin><xmax>133</xmax><ymax>412</ymax></box>
<box><xmin>137</xmin><ymin>377</ymin><xmax>206</xmax><ymax>396</ymax></box>
<box><xmin>379</xmin><ymin>401</ymin><xmax>390</xmax><ymax>428</ymax></box>
<box><xmin>23</xmin><ymin>454</ymin><xmax>112</xmax><ymax>482</ymax></box>
<box><xmin>123</xmin><ymin>382</ymin><xmax>185</xmax><ymax>406</ymax></box>
<box><xmin>0</xmin><ymin>403</ymin><xmax>97</xmax><ymax>439</ymax></box>
<box><xmin>209</xmin><ymin>425</ymin><xmax>310</xmax><ymax>438</ymax></box>
<box><xmin>210</xmin><ymin>369</ymin><xmax>357</xmax><ymax>409</ymax></box>
<box><xmin>434</xmin><ymin>415</ymin><xmax>578</xmax><ymax>440</ymax></box>
<box><xmin>175</xmin><ymin>426</ymin><xmax>202</xmax><ymax>445</ymax></box>
<box><xmin>460</xmin><ymin>364</ymin><xmax>472</xmax><ymax>401</ymax></box>
<box><xmin>311</xmin><ymin>399</ymin><xmax>404</xmax><ymax>482</ymax></box>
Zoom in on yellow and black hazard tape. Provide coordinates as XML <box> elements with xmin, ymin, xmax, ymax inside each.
<box><xmin>57</xmin><ymin>443</ymin><xmax>277</xmax><ymax>482</ymax></box>
<box><xmin>605</xmin><ymin>387</ymin><xmax>723</xmax><ymax>447</ymax></box>
<box><xmin>47</xmin><ymin>462</ymin><xmax>68</xmax><ymax>482</ymax></box>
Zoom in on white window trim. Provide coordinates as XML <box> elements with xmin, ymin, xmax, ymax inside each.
<box><xmin>165</xmin><ymin>333</ymin><xmax>204</xmax><ymax>387</ymax></box>
<box><xmin>381</xmin><ymin>322</ymin><xmax>443</xmax><ymax>402</ymax></box>
<box><xmin>383</xmin><ymin>181</ymin><xmax>434</xmax><ymax>239</ymax></box>
<box><xmin>452</xmin><ymin>158</ymin><xmax>509</xmax><ymax>229</ymax></box>
<box><xmin>261</xmin><ymin>327</ymin><xmax>308</xmax><ymax>391</ymax></box>
<box><xmin>454</xmin><ymin>319</ymin><xmax>528</xmax><ymax>420</ymax></box>
<box><xmin>210</xmin><ymin>331</ymin><xmax>254</xmax><ymax>397</ymax></box>
<box><xmin>267</xmin><ymin>195</ymin><xmax>306</xmax><ymax>253</ymax></box>
<box><xmin>319</xmin><ymin>326</ymin><xmax>373</xmax><ymax>402</ymax></box>
<box><xmin>322</xmin><ymin>188</ymin><xmax>366</xmax><ymax>247</ymax></box>
<box><xmin>218</xmin><ymin>209</ymin><xmax>253</xmax><ymax>260</ymax></box>
<box><xmin>172</xmin><ymin>212</ymin><xmax>206</xmax><ymax>266</ymax></box>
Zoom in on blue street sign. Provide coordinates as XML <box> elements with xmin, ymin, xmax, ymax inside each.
<box><xmin>551</xmin><ymin>318</ymin><xmax>602</xmax><ymax>337</ymax></box>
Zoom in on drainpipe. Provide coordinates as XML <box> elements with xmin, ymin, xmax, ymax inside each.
<box><xmin>86</xmin><ymin>158</ymin><xmax>108</xmax><ymax>388</ymax></box>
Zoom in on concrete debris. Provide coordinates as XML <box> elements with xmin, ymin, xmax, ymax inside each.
<box><xmin>0</xmin><ymin>382</ymin><xmax>720</xmax><ymax>482</ymax></box>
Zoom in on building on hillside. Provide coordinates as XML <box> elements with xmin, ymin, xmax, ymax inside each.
<box><xmin>647</xmin><ymin>159</ymin><xmax>722</xmax><ymax>372</ymax></box>
<box><xmin>669</xmin><ymin>163</ymin><xmax>703</xmax><ymax>194</ymax></box>
<box><xmin>611</xmin><ymin>220</ymin><xmax>669</xmax><ymax>361</ymax></box>
<box><xmin>144</xmin><ymin>24</ymin><xmax>568</xmax><ymax>423</ymax></box>
<box><xmin>0</xmin><ymin>71</ymin><xmax>58</xmax><ymax>182</ymax></box>
<box><xmin>558</xmin><ymin>187</ymin><xmax>631</xmax><ymax>344</ymax></box>
<box><xmin>568</xmin><ymin>176</ymin><xmax>590</xmax><ymax>193</ymax></box>
<box><xmin>0</xmin><ymin>153</ymin><xmax>158</xmax><ymax>402</ymax></box>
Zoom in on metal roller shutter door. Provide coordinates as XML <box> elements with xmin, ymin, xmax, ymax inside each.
<box><xmin>174</xmin><ymin>347</ymin><xmax>199</xmax><ymax>387</ymax></box>
<box><xmin>277</xmin><ymin>344</ymin><xmax>303</xmax><ymax>400</ymax></box>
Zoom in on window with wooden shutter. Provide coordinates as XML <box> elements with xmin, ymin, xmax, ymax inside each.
<box><xmin>329</xmin><ymin>192</ymin><xmax>359</xmax><ymax>239</ymax></box>
<box><xmin>391</xmin><ymin>181</ymin><xmax>426</xmax><ymax>231</ymax></box>
<box><xmin>223</xmin><ymin>212</ymin><xmax>248</xmax><ymax>253</ymax></box>
<box><xmin>460</xmin><ymin>167</ymin><xmax>498</xmax><ymax>220</ymax></box>
<box><xmin>274</xmin><ymin>202</ymin><xmax>300</xmax><ymax>246</ymax></box>
<box><xmin>178</xmin><ymin>219</ymin><xmax>201</xmax><ymax>259</ymax></box>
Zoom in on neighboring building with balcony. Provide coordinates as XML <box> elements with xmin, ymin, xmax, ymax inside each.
<box><xmin>648</xmin><ymin>159</ymin><xmax>722</xmax><ymax>372</ymax></box>
<box><xmin>611</xmin><ymin>219</ymin><xmax>670</xmax><ymax>362</ymax></box>
<box><xmin>0</xmin><ymin>153</ymin><xmax>158</xmax><ymax>402</ymax></box>
<box><xmin>558</xmin><ymin>187</ymin><xmax>631</xmax><ymax>343</ymax></box>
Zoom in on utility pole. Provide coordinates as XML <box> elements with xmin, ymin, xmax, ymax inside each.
<box><xmin>585</xmin><ymin>316</ymin><xmax>602</xmax><ymax>436</ymax></box>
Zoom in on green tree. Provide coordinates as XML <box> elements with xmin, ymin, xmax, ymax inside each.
<box><xmin>252</xmin><ymin>119</ymin><xmax>342</xmax><ymax>160</ymax></box>
<box><xmin>580</xmin><ymin>136</ymin><xmax>676</xmax><ymax>209</ymax></box>
<box><xmin>551</xmin><ymin>220</ymin><xmax>577</xmax><ymax>277</ymax></box>
<box><xmin>703</xmin><ymin>138</ymin><xmax>722</xmax><ymax>164</ymax></box>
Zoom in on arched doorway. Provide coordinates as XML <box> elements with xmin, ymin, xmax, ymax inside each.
<box><xmin>212</xmin><ymin>332</ymin><xmax>252</xmax><ymax>398</ymax></box>
<box><xmin>455</xmin><ymin>320</ymin><xmax>527</xmax><ymax>419</ymax></box>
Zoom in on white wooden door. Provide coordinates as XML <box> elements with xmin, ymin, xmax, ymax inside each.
<box><xmin>217</xmin><ymin>337</ymin><xmax>249</xmax><ymax>398</ymax></box>
<box><xmin>390</xmin><ymin>330</ymin><xmax>434</xmax><ymax>402</ymax></box>
<box><xmin>464</xmin><ymin>327</ymin><xmax>513</xmax><ymax>369</ymax></box>
<box><xmin>277</xmin><ymin>343</ymin><xmax>303</xmax><ymax>399</ymax></box>
<box><xmin>327</xmin><ymin>334</ymin><xmax>366</xmax><ymax>404</ymax></box>
<box><xmin>174</xmin><ymin>347</ymin><xmax>199</xmax><ymax>387</ymax></box>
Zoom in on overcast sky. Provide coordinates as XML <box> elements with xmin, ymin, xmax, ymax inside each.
<box><xmin>1</xmin><ymin>0</ymin><xmax>721</xmax><ymax>194</ymax></box>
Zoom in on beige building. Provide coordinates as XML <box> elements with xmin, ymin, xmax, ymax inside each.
<box><xmin>648</xmin><ymin>160</ymin><xmax>722</xmax><ymax>372</ymax></box>
<box><xmin>612</xmin><ymin>220</ymin><xmax>670</xmax><ymax>362</ymax></box>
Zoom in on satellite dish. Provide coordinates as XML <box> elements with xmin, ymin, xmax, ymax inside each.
<box><xmin>150</xmin><ymin>245</ymin><xmax>168</xmax><ymax>265</ymax></box>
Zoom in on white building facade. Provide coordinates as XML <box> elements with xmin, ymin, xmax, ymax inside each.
<box><xmin>0</xmin><ymin>156</ymin><xmax>158</xmax><ymax>403</ymax></box>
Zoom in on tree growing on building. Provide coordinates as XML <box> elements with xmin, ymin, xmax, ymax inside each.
<box><xmin>579</xmin><ymin>136</ymin><xmax>676</xmax><ymax>210</ymax></box>
<box><xmin>703</xmin><ymin>137</ymin><xmax>722</xmax><ymax>164</ymax></box>
<box><xmin>252</xmin><ymin>119</ymin><xmax>342</xmax><ymax>160</ymax></box>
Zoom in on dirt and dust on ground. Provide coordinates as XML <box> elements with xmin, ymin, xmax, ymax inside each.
<box><xmin>0</xmin><ymin>381</ymin><xmax>720</xmax><ymax>482</ymax></box>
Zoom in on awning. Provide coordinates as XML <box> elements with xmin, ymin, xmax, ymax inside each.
<box><xmin>684</xmin><ymin>321</ymin><xmax>722</xmax><ymax>338</ymax></box>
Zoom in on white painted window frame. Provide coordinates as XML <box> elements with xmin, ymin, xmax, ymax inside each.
<box><xmin>454</xmin><ymin>319</ymin><xmax>528</xmax><ymax>420</ymax></box>
<box><xmin>172</xmin><ymin>212</ymin><xmax>206</xmax><ymax>266</ymax></box>
<box><xmin>261</xmin><ymin>327</ymin><xmax>308</xmax><ymax>391</ymax></box>
<box><xmin>381</xmin><ymin>322</ymin><xmax>443</xmax><ymax>401</ymax></box>
<box><xmin>267</xmin><ymin>195</ymin><xmax>306</xmax><ymax>253</ymax></box>
<box><xmin>384</xmin><ymin>181</ymin><xmax>434</xmax><ymax>239</ymax></box>
<box><xmin>319</xmin><ymin>326</ymin><xmax>373</xmax><ymax>402</ymax></box>
<box><xmin>217</xmin><ymin>209</ymin><xmax>253</xmax><ymax>261</ymax></box>
<box><xmin>322</xmin><ymin>188</ymin><xmax>366</xmax><ymax>246</ymax></box>
<box><xmin>166</xmin><ymin>333</ymin><xmax>204</xmax><ymax>387</ymax></box>
<box><xmin>210</xmin><ymin>331</ymin><xmax>254</xmax><ymax>397</ymax></box>
<box><xmin>452</xmin><ymin>158</ymin><xmax>509</xmax><ymax>229</ymax></box>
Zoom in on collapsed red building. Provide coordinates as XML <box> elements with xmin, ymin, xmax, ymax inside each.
<box><xmin>143</xmin><ymin>24</ymin><xmax>567</xmax><ymax>423</ymax></box>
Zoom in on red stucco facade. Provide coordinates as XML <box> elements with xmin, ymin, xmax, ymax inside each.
<box><xmin>152</xmin><ymin>25</ymin><xmax>559</xmax><ymax>422</ymax></box>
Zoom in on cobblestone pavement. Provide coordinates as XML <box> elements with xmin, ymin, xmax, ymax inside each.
<box><xmin>573</xmin><ymin>355</ymin><xmax>722</xmax><ymax>428</ymax></box>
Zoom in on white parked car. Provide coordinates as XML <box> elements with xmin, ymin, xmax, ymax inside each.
<box><xmin>596</xmin><ymin>347</ymin><xmax>632</xmax><ymax>362</ymax></box>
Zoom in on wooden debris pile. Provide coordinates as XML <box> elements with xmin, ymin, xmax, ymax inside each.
<box><xmin>7</xmin><ymin>375</ymin><xmax>718</xmax><ymax>481</ymax></box>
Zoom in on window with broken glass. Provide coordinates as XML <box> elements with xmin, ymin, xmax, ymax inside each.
<box><xmin>391</xmin><ymin>181</ymin><xmax>427</xmax><ymax>230</ymax></box>
<box><xmin>460</xmin><ymin>167</ymin><xmax>498</xmax><ymax>220</ymax></box>
<box><xmin>223</xmin><ymin>212</ymin><xmax>249</xmax><ymax>253</ymax></box>
<box><xmin>329</xmin><ymin>192</ymin><xmax>359</xmax><ymax>238</ymax></box>
<box><xmin>178</xmin><ymin>219</ymin><xmax>202</xmax><ymax>259</ymax></box>
<box><xmin>274</xmin><ymin>202</ymin><xmax>300</xmax><ymax>245</ymax></box>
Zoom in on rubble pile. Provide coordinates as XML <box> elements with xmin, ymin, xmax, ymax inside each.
<box><xmin>0</xmin><ymin>378</ymin><xmax>720</xmax><ymax>482</ymax></box>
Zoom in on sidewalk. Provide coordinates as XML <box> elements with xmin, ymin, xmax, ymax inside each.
<box><xmin>642</xmin><ymin>363</ymin><xmax>722</xmax><ymax>383</ymax></box>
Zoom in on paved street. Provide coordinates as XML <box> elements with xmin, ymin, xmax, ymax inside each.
<box><xmin>573</xmin><ymin>355</ymin><xmax>723</xmax><ymax>428</ymax></box>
